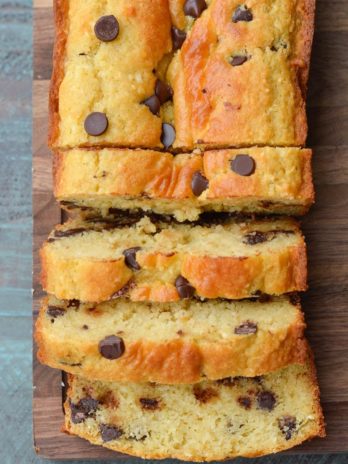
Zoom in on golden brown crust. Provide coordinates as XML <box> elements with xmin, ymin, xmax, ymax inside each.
<box><xmin>35</xmin><ymin>298</ymin><xmax>307</xmax><ymax>383</ymax></box>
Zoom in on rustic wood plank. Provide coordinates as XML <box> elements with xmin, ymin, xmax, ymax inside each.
<box><xmin>33</xmin><ymin>0</ymin><xmax>348</xmax><ymax>459</ymax></box>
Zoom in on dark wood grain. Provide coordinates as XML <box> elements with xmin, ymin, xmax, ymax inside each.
<box><xmin>33</xmin><ymin>0</ymin><xmax>348</xmax><ymax>459</ymax></box>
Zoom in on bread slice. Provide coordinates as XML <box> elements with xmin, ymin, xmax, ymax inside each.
<box><xmin>40</xmin><ymin>216</ymin><xmax>307</xmax><ymax>303</ymax></box>
<box><xmin>54</xmin><ymin>147</ymin><xmax>314</xmax><ymax>221</ymax></box>
<box><xmin>35</xmin><ymin>294</ymin><xmax>306</xmax><ymax>383</ymax></box>
<box><xmin>63</xmin><ymin>358</ymin><xmax>325</xmax><ymax>460</ymax></box>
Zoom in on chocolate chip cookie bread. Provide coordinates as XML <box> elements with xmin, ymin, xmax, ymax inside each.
<box><xmin>54</xmin><ymin>147</ymin><xmax>314</xmax><ymax>221</ymax></box>
<box><xmin>49</xmin><ymin>0</ymin><xmax>314</xmax><ymax>150</ymax></box>
<box><xmin>40</xmin><ymin>216</ymin><xmax>307</xmax><ymax>303</ymax></box>
<box><xmin>63</xmin><ymin>357</ymin><xmax>325</xmax><ymax>460</ymax></box>
<box><xmin>36</xmin><ymin>295</ymin><xmax>306</xmax><ymax>383</ymax></box>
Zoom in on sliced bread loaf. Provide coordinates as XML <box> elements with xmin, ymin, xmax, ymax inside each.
<box><xmin>64</xmin><ymin>357</ymin><xmax>325</xmax><ymax>460</ymax></box>
<box><xmin>41</xmin><ymin>216</ymin><xmax>307</xmax><ymax>303</ymax></box>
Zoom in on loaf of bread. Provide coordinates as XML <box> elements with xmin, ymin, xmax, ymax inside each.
<box><xmin>168</xmin><ymin>0</ymin><xmax>315</xmax><ymax>149</ymax></box>
<box><xmin>36</xmin><ymin>294</ymin><xmax>306</xmax><ymax>383</ymax></box>
<box><xmin>40</xmin><ymin>216</ymin><xmax>307</xmax><ymax>303</ymax></box>
<box><xmin>49</xmin><ymin>0</ymin><xmax>314</xmax><ymax>150</ymax></box>
<box><xmin>63</xmin><ymin>358</ymin><xmax>325</xmax><ymax>460</ymax></box>
<box><xmin>54</xmin><ymin>147</ymin><xmax>314</xmax><ymax>221</ymax></box>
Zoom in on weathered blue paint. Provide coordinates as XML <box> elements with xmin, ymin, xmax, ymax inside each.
<box><xmin>0</xmin><ymin>1</ymin><xmax>346</xmax><ymax>463</ymax></box>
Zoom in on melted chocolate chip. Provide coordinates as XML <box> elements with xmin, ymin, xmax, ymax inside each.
<box><xmin>175</xmin><ymin>275</ymin><xmax>195</xmax><ymax>299</ymax></box>
<box><xmin>230</xmin><ymin>55</ymin><xmax>249</xmax><ymax>67</ymax></box>
<box><xmin>171</xmin><ymin>26</ymin><xmax>187</xmax><ymax>50</ymax></box>
<box><xmin>110</xmin><ymin>280</ymin><xmax>135</xmax><ymax>299</ymax></box>
<box><xmin>257</xmin><ymin>391</ymin><xmax>276</xmax><ymax>411</ymax></box>
<box><xmin>232</xmin><ymin>5</ymin><xmax>253</xmax><ymax>22</ymax></box>
<box><xmin>184</xmin><ymin>0</ymin><xmax>207</xmax><ymax>18</ymax></box>
<box><xmin>161</xmin><ymin>123</ymin><xmax>176</xmax><ymax>149</ymax></box>
<box><xmin>289</xmin><ymin>293</ymin><xmax>301</xmax><ymax>306</ymax></box>
<box><xmin>237</xmin><ymin>396</ymin><xmax>252</xmax><ymax>409</ymax></box>
<box><xmin>234</xmin><ymin>320</ymin><xmax>258</xmax><ymax>335</ymax></box>
<box><xmin>84</xmin><ymin>112</ymin><xmax>108</xmax><ymax>136</ymax></box>
<box><xmin>278</xmin><ymin>415</ymin><xmax>297</xmax><ymax>440</ymax></box>
<box><xmin>123</xmin><ymin>247</ymin><xmax>141</xmax><ymax>271</ymax></box>
<box><xmin>99</xmin><ymin>335</ymin><xmax>125</xmax><ymax>360</ymax></box>
<box><xmin>47</xmin><ymin>306</ymin><xmax>65</xmax><ymax>318</ymax></box>
<box><xmin>231</xmin><ymin>154</ymin><xmax>255</xmax><ymax>175</ymax></box>
<box><xmin>217</xmin><ymin>377</ymin><xmax>236</xmax><ymax>387</ymax></box>
<box><xmin>53</xmin><ymin>228</ymin><xmax>87</xmax><ymax>239</ymax></box>
<box><xmin>100</xmin><ymin>424</ymin><xmax>124</xmax><ymax>442</ymax></box>
<box><xmin>139</xmin><ymin>398</ymin><xmax>160</xmax><ymax>410</ymax></box>
<box><xmin>94</xmin><ymin>15</ymin><xmax>119</xmax><ymax>42</ymax></box>
<box><xmin>155</xmin><ymin>79</ymin><xmax>173</xmax><ymax>104</ymax></box>
<box><xmin>193</xmin><ymin>386</ymin><xmax>218</xmax><ymax>403</ymax></box>
<box><xmin>243</xmin><ymin>231</ymin><xmax>269</xmax><ymax>245</ymax></box>
<box><xmin>70</xmin><ymin>397</ymin><xmax>99</xmax><ymax>424</ymax></box>
<box><xmin>191</xmin><ymin>171</ymin><xmax>209</xmax><ymax>196</ymax></box>
<box><xmin>142</xmin><ymin>94</ymin><xmax>161</xmax><ymax>115</ymax></box>
<box><xmin>67</xmin><ymin>299</ymin><xmax>80</xmax><ymax>308</ymax></box>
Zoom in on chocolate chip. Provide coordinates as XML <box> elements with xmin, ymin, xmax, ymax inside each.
<box><xmin>234</xmin><ymin>320</ymin><xmax>258</xmax><ymax>335</ymax></box>
<box><xmin>237</xmin><ymin>396</ymin><xmax>252</xmax><ymax>409</ymax></box>
<box><xmin>193</xmin><ymin>386</ymin><xmax>218</xmax><ymax>403</ymax></box>
<box><xmin>122</xmin><ymin>247</ymin><xmax>141</xmax><ymax>270</ymax></box>
<box><xmin>175</xmin><ymin>275</ymin><xmax>195</xmax><ymax>299</ymax></box>
<box><xmin>84</xmin><ymin>112</ymin><xmax>108</xmax><ymax>136</ymax></box>
<box><xmin>110</xmin><ymin>280</ymin><xmax>135</xmax><ymax>299</ymax></box>
<box><xmin>142</xmin><ymin>95</ymin><xmax>161</xmax><ymax>115</ymax></box>
<box><xmin>70</xmin><ymin>397</ymin><xmax>99</xmax><ymax>424</ymax></box>
<box><xmin>99</xmin><ymin>335</ymin><xmax>125</xmax><ymax>360</ymax></box>
<box><xmin>47</xmin><ymin>306</ymin><xmax>65</xmax><ymax>318</ymax></box>
<box><xmin>161</xmin><ymin>123</ymin><xmax>176</xmax><ymax>149</ymax></box>
<box><xmin>230</xmin><ymin>55</ymin><xmax>248</xmax><ymax>67</ymax></box>
<box><xmin>53</xmin><ymin>228</ymin><xmax>87</xmax><ymax>239</ymax></box>
<box><xmin>191</xmin><ymin>171</ymin><xmax>209</xmax><ymax>196</ymax></box>
<box><xmin>184</xmin><ymin>0</ymin><xmax>207</xmax><ymax>18</ymax></box>
<box><xmin>82</xmin><ymin>324</ymin><xmax>89</xmax><ymax>330</ymax></box>
<box><xmin>278</xmin><ymin>415</ymin><xmax>297</xmax><ymax>440</ymax></box>
<box><xmin>231</xmin><ymin>154</ymin><xmax>255</xmax><ymax>175</ymax></box>
<box><xmin>67</xmin><ymin>299</ymin><xmax>80</xmax><ymax>308</ymax></box>
<box><xmin>94</xmin><ymin>15</ymin><xmax>119</xmax><ymax>42</ymax></box>
<box><xmin>243</xmin><ymin>231</ymin><xmax>270</xmax><ymax>245</ymax></box>
<box><xmin>217</xmin><ymin>377</ymin><xmax>236</xmax><ymax>387</ymax></box>
<box><xmin>155</xmin><ymin>79</ymin><xmax>173</xmax><ymax>104</ymax></box>
<box><xmin>257</xmin><ymin>391</ymin><xmax>276</xmax><ymax>411</ymax></box>
<box><xmin>171</xmin><ymin>26</ymin><xmax>187</xmax><ymax>50</ymax></box>
<box><xmin>100</xmin><ymin>424</ymin><xmax>123</xmax><ymax>442</ymax></box>
<box><xmin>139</xmin><ymin>398</ymin><xmax>160</xmax><ymax>410</ymax></box>
<box><xmin>232</xmin><ymin>5</ymin><xmax>253</xmax><ymax>22</ymax></box>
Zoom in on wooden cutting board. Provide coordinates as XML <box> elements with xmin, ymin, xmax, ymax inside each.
<box><xmin>33</xmin><ymin>0</ymin><xmax>348</xmax><ymax>459</ymax></box>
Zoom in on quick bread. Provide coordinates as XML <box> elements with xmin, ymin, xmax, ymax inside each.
<box><xmin>63</xmin><ymin>358</ymin><xmax>325</xmax><ymax>460</ymax></box>
<box><xmin>54</xmin><ymin>147</ymin><xmax>314</xmax><ymax>221</ymax></box>
<box><xmin>36</xmin><ymin>295</ymin><xmax>307</xmax><ymax>383</ymax></box>
<box><xmin>40</xmin><ymin>216</ymin><xmax>307</xmax><ymax>303</ymax></box>
<box><xmin>49</xmin><ymin>0</ymin><xmax>314</xmax><ymax>150</ymax></box>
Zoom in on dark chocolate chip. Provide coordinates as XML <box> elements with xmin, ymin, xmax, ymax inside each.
<box><xmin>99</xmin><ymin>335</ymin><xmax>125</xmax><ymax>360</ymax></box>
<box><xmin>122</xmin><ymin>247</ymin><xmax>141</xmax><ymax>271</ymax></box>
<box><xmin>139</xmin><ymin>398</ymin><xmax>160</xmax><ymax>410</ymax></box>
<box><xmin>100</xmin><ymin>424</ymin><xmax>124</xmax><ymax>442</ymax></box>
<box><xmin>70</xmin><ymin>397</ymin><xmax>99</xmax><ymax>424</ymax></box>
<box><xmin>184</xmin><ymin>0</ymin><xmax>207</xmax><ymax>18</ymax></box>
<box><xmin>67</xmin><ymin>299</ymin><xmax>80</xmax><ymax>308</ymax></box>
<box><xmin>110</xmin><ymin>280</ymin><xmax>135</xmax><ymax>299</ymax></box>
<box><xmin>142</xmin><ymin>95</ymin><xmax>161</xmax><ymax>115</ymax></box>
<box><xmin>257</xmin><ymin>391</ymin><xmax>276</xmax><ymax>411</ymax></box>
<box><xmin>155</xmin><ymin>79</ymin><xmax>173</xmax><ymax>104</ymax></box>
<box><xmin>289</xmin><ymin>293</ymin><xmax>301</xmax><ymax>306</ymax></box>
<box><xmin>161</xmin><ymin>123</ymin><xmax>176</xmax><ymax>149</ymax></box>
<box><xmin>175</xmin><ymin>275</ymin><xmax>195</xmax><ymax>299</ymax></box>
<box><xmin>84</xmin><ymin>112</ymin><xmax>108</xmax><ymax>136</ymax></box>
<box><xmin>278</xmin><ymin>415</ymin><xmax>297</xmax><ymax>440</ymax></box>
<box><xmin>234</xmin><ymin>320</ymin><xmax>258</xmax><ymax>335</ymax></box>
<box><xmin>47</xmin><ymin>306</ymin><xmax>65</xmax><ymax>318</ymax></box>
<box><xmin>94</xmin><ymin>15</ymin><xmax>119</xmax><ymax>42</ymax></box>
<box><xmin>232</xmin><ymin>5</ymin><xmax>253</xmax><ymax>22</ymax></box>
<box><xmin>171</xmin><ymin>26</ymin><xmax>187</xmax><ymax>50</ymax></box>
<box><xmin>53</xmin><ymin>228</ymin><xmax>87</xmax><ymax>239</ymax></box>
<box><xmin>191</xmin><ymin>171</ymin><xmax>209</xmax><ymax>196</ymax></box>
<box><xmin>231</xmin><ymin>154</ymin><xmax>255</xmax><ymax>175</ymax></box>
<box><xmin>230</xmin><ymin>55</ymin><xmax>248</xmax><ymax>67</ymax></box>
<box><xmin>82</xmin><ymin>324</ymin><xmax>89</xmax><ymax>330</ymax></box>
<box><xmin>243</xmin><ymin>231</ymin><xmax>270</xmax><ymax>245</ymax></box>
<box><xmin>193</xmin><ymin>386</ymin><xmax>218</xmax><ymax>403</ymax></box>
<box><xmin>237</xmin><ymin>396</ymin><xmax>252</xmax><ymax>409</ymax></box>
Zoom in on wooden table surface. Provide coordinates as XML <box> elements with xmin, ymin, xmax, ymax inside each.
<box><xmin>1</xmin><ymin>0</ymin><xmax>348</xmax><ymax>463</ymax></box>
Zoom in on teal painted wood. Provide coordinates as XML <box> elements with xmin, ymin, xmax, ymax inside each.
<box><xmin>0</xmin><ymin>1</ymin><xmax>346</xmax><ymax>463</ymax></box>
